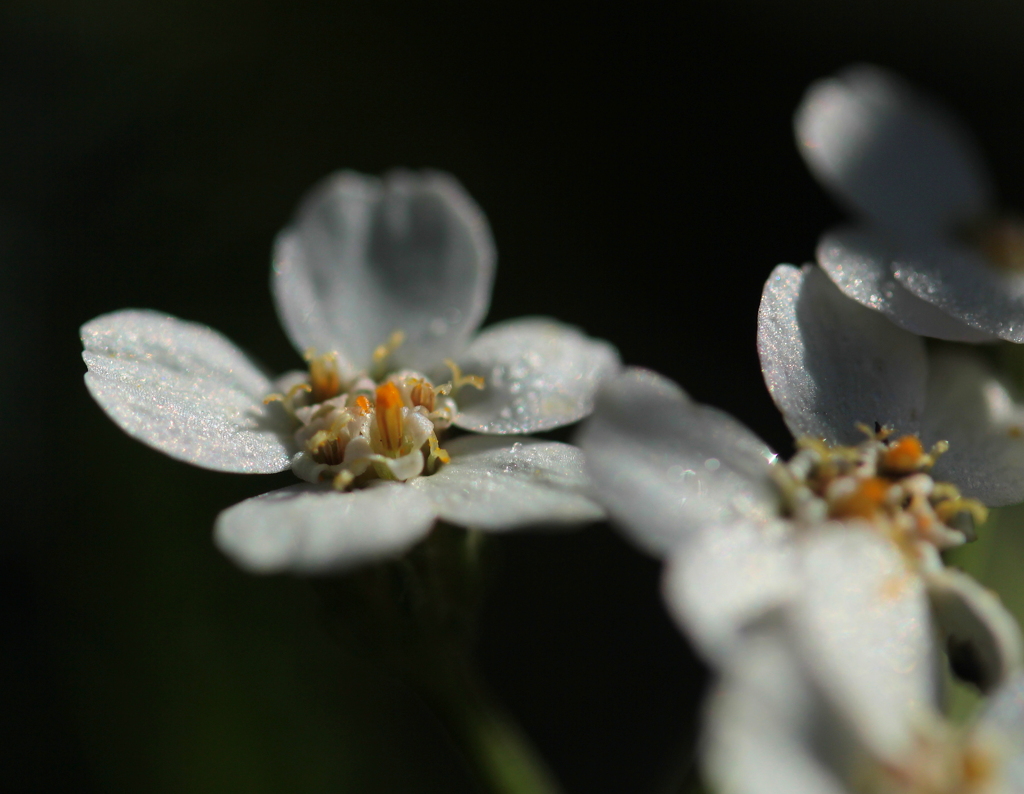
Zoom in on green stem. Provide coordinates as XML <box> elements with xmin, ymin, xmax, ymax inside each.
<box><xmin>408</xmin><ymin>647</ymin><xmax>563</xmax><ymax>794</ymax></box>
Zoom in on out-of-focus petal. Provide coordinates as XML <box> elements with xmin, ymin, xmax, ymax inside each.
<box><xmin>410</xmin><ymin>436</ymin><xmax>603</xmax><ymax>530</ymax></box>
<box><xmin>662</xmin><ymin>520</ymin><xmax>798</xmax><ymax>664</ymax></box>
<box><xmin>703</xmin><ymin>633</ymin><xmax>850</xmax><ymax>794</ymax></box>
<box><xmin>926</xmin><ymin>567</ymin><xmax>1023</xmax><ymax>693</ymax></box>
<box><xmin>452</xmin><ymin>317</ymin><xmax>620</xmax><ymax>434</ymax></box>
<box><xmin>214</xmin><ymin>483</ymin><xmax>436</xmax><ymax>574</ymax></box>
<box><xmin>272</xmin><ymin>170</ymin><xmax>495</xmax><ymax>372</ymax></box>
<box><xmin>577</xmin><ymin>367</ymin><xmax>779</xmax><ymax>557</ymax></box>
<box><xmin>795</xmin><ymin>64</ymin><xmax>992</xmax><ymax>237</ymax></box>
<box><xmin>789</xmin><ymin>527</ymin><xmax>938</xmax><ymax>765</ymax></box>
<box><xmin>923</xmin><ymin>349</ymin><xmax>1024</xmax><ymax>506</ymax></box>
<box><xmin>892</xmin><ymin>242</ymin><xmax>1024</xmax><ymax>343</ymax></box>
<box><xmin>978</xmin><ymin>674</ymin><xmax>1024</xmax><ymax>794</ymax></box>
<box><xmin>82</xmin><ymin>310</ymin><xmax>292</xmax><ymax>473</ymax></box>
<box><xmin>758</xmin><ymin>264</ymin><xmax>927</xmax><ymax>445</ymax></box>
<box><xmin>819</xmin><ymin>227</ymin><xmax>998</xmax><ymax>342</ymax></box>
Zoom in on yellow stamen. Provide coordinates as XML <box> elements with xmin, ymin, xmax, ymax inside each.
<box><xmin>881</xmin><ymin>435</ymin><xmax>926</xmax><ymax>474</ymax></box>
<box><xmin>372</xmin><ymin>330</ymin><xmax>406</xmax><ymax>373</ymax></box>
<box><xmin>409</xmin><ymin>378</ymin><xmax>436</xmax><ymax>411</ymax></box>
<box><xmin>263</xmin><ymin>382</ymin><xmax>312</xmax><ymax>406</ymax></box>
<box><xmin>442</xmin><ymin>358</ymin><xmax>485</xmax><ymax>393</ymax></box>
<box><xmin>375</xmin><ymin>382</ymin><xmax>405</xmax><ymax>455</ymax></box>
<box><xmin>304</xmin><ymin>349</ymin><xmax>342</xmax><ymax>403</ymax></box>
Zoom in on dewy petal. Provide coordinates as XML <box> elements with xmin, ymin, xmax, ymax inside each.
<box><xmin>409</xmin><ymin>436</ymin><xmax>603</xmax><ymax>530</ymax></box>
<box><xmin>452</xmin><ymin>317</ymin><xmax>620</xmax><ymax>434</ymax></box>
<box><xmin>703</xmin><ymin>633</ymin><xmax>850</xmax><ymax>794</ymax></box>
<box><xmin>272</xmin><ymin>170</ymin><xmax>495</xmax><ymax>372</ymax></box>
<box><xmin>795</xmin><ymin>64</ymin><xmax>993</xmax><ymax>237</ymax></box>
<box><xmin>789</xmin><ymin>528</ymin><xmax>938</xmax><ymax>765</ymax></box>
<box><xmin>819</xmin><ymin>227</ymin><xmax>999</xmax><ymax>342</ymax></box>
<box><xmin>214</xmin><ymin>482</ymin><xmax>437</xmax><ymax>574</ymax></box>
<box><xmin>662</xmin><ymin>520</ymin><xmax>798</xmax><ymax>665</ymax></box>
<box><xmin>758</xmin><ymin>264</ymin><xmax>927</xmax><ymax>445</ymax></box>
<box><xmin>923</xmin><ymin>349</ymin><xmax>1024</xmax><ymax>506</ymax></box>
<box><xmin>892</xmin><ymin>241</ymin><xmax>1024</xmax><ymax>344</ymax></box>
<box><xmin>82</xmin><ymin>310</ymin><xmax>292</xmax><ymax>473</ymax></box>
<box><xmin>577</xmin><ymin>368</ymin><xmax>780</xmax><ymax>558</ymax></box>
<box><xmin>925</xmin><ymin>566</ymin><xmax>1023</xmax><ymax>694</ymax></box>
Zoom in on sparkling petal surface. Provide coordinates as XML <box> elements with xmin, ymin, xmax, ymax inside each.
<box><xmin>790</xmin><ymin>528</ymin><xmax>937</xmax><ymax>764</ymax></box>
<box><xmin>410</xmin><ymin>436</ymin><xmax>603</xmax><ymax>531</ymax></box>
<box><xmin>82</xmin><ymin>310</ymin><xmax>292</xmax><ymax>473</ymax></box>
<box><xmin>758</xmin><ymin>264</ymin><xmax>927</xmax><ymax>445</ymax></box>
<box><xmin>925</xmin><ymin>567</ymin><xmax>1023</xmax><ymax>694</ymax></box>
<box><xmin>703</xmin><ymin>634</ymin><xmax>849</xmax><ymax>794</ymax></box>
<box><xmin>662</xmin><ymin>520</ymin><xmax>798</xmax><ymax>665</ymax></box>
<box><xmin>214</xmin><ymin>483</ymin><xmax>437</xmax><ymax>574</ymax></box>
<box><xmin>819</xmin><ymin>227</ymin><xmax>998</xmax><ymax>342</ymax></box>
<box><xmin>272</xmin><ymin>170</ymin><xmax>495</xmax><ymax>371</ymax></box>
<box><xmin>795</xmin><ymin>64</ymin><xmax>992</xmax><ymax>237</ymax></box>
<box><xmin>577</xmin><ymin>368</ymin><xmax>779</xmax><ymax>558</ymax></box>
<box><xmin>452</xmin><ymin>317</ymin><xmax>620</xmax><ymax>434</ymax></box>
<box><xmin>891</xmin><ymin>241</ymin><xmax>1024</xmax><ymax>343</ymax></box>
<box><xmin>923</xmin><ymin>349</ymin><xmax>1024</xmax><ymax>506</ymax></box>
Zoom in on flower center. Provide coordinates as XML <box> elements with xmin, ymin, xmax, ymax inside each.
<box><xmin>776</xmin><ymin>425</ymin><xmax>987</xmax><ymax>556</ymax></box>
<box><xmin>265</xmin><ymin>340</ymin><xmax>483</xmax><ymax>491</ymax></box>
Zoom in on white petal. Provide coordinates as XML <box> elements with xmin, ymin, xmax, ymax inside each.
<box><xmin>577</xmin><ymin>368</ymin><xmax>779</xmax><ymax>557</ymax></box>
<box><xmin>892</xmin><ymin>242</ymin><xmax>1024</xmax><ymax>343</ymax></box>
<box><xmin>214</xmin><ymin>483</ymin><xmax>437</xmax><ymax>574</ymax></box>
<box><xmin>758</xmin><ymin>264</ymin><xmax>927</xmax><ymax>445</ymax></box>
<box><xmin>926</xmin><ymin>567</ymin><xmax>1023</xmax><ymax>693</ymax></box>
<box><xmin>82</xmin><ymin>310</ymin><xmax>292</xmax><ymax>473</ymax></box>
<box><xmin>662</xmin><ymin>520</ymin><xmax>798</xmax><ymax>665</ymax></box>
<box><xmin>272</xmin><ymin>170</ymin><xmax>495</xmax><ymax>371</ymax></box>
<box><xmin>410</xmin><ymin>436</ymin><xmax>603</xmax><ymax>531</ymax></box>
<box><xmin>452</xmin><ymin>317</ymin><xmax>620</xmax><ymax>434</ymax></box>
<box><xmin>703</xmin><ymin>633</ymin><xmax>850</xmax><ymax>794</ymax></box>
<box><xmin>819</xmin><ymin>227</ymin><xmax>999</xmax><ymax>342</ymax></box>
<box><xmin>923</xmin><ymin>349</ymin><xmax>1024</xmax><ymax>506</ymax></box>
<box><xmin>978</xmin><ymin>674</ymin><xmax>1024</xmax><ymax>791</ymax></box>
<box><xmin>789</xmin><ymin>528</ymin><xmax>938</xmax><ymax>764</ymax></box>
<box><xmin>796</xmin><ymin>64</ymin><xmax>992</xmax><ymax>237</ymax></box>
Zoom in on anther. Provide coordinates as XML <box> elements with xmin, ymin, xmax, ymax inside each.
<box><xmin>375</xmin><ymin>381</ymin><xmax>405</xmax><ymax>455</ymax></box>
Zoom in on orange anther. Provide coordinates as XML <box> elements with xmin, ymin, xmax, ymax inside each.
<box><xmin>355</xmin><ymin>395</ymin><xmax>372</xmax><ymax>414</ymax></box>
<box><xmin>883</xmin><ymin>436</ymin><xmax>925</xmax><ymax>474</ymax></box>
<box><xmin>831</xmin><ymin>477</ymin><xmax>890</xmax><ymax>520</ymax></box>
<box><xmin>375</xmin><ymin>382</ymin><xmax>405</xmax><ymax>454</ymax></box>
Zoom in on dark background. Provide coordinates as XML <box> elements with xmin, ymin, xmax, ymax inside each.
<box><xmin>5</xmin><ymin>1</ymin><xmax>1024</xmax><ymax>791</ymax></box>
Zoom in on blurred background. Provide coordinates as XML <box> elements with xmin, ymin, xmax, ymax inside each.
<box><xmin>6</xmin><ymin>1</ymin><xmax>1024</xmax><ymax>791</ymax></box>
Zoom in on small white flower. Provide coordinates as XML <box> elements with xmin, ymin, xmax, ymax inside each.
<box><xmin>705</xmin><ymin>619</ymin><xmax>1024</xmax><ymax>794</ymax></box>
<box><xmin>796</xmin><ymin>64</ymin><xmax>1024</xmax><ymax>343</ymax></box>
<box><xmin>82</xmin><ymin>170</ymin><xmax>618</xmax><ymax>574</ymax></box>
<box><xmin>579</xmin><ymin>263</ymin><xmax>1023</xmax><ymax>687</ymax></box>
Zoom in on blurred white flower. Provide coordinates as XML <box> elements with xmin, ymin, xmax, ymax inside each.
<box><xmin>82</xmin><ymin>170</ymin><xmax>617</xmax><ymax>574</ymax></box>
<box><xmin>797</xmin><ymin>64</ymin><xmax>1024</xmax><ymax>343</ymax></box>
<box><xmin>579</xmin><ymin>263</ymin><xmax>1022</xmax><ymax>687</ymax></box>
<box><xmin>705</xmin><ymin>616</ymin><xmax>1024</xmax><ymax>794</ymax></box>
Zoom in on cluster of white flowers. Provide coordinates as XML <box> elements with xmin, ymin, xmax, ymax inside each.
<box><xmin>580</xmin><ymin>66</ymin><xmax>1024</xmax><ymax>793</ymax></box>
<box><xmin>81</xmin><ymin>66</ymin><xmax>1024</xmax><ymax>792</ymax></box>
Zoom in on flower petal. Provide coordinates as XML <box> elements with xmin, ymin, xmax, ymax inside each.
<box><xmin>703</xmin><ymin>633</ymin><xmax>850</xmax><ymax>794</ymax></box>
<box><xmin>795</xmin><ymin>64</ymin><xmax>992</xmax><ymax>237</ymax></box>
<box><xmin>451</xmin><ymin>317</ymin><xmax>620</xmax><ymax>434</ymax></box>
<box><xmin>891</xmin><ymin>242</ymin><xmax>1024</xmax><ymax>344</ymax></box>
<box><xmin>81</xmin><ymin>310</ymin><xmax>292</xmax><ymax>473</ymax></box>
<box><xmin>978</xmin><ymin>673</ymin><xmax>1024</xmax><ymax>790</ymax></box>
<box><xmin>214</xmin><ymin>482</ymin><xmax>437</xmax><ymax>574</ymax></box>
<box><xmin>272</xmin><ymin>170</ymin><xmax>495</xmax><ymax>371</ymax></box>
<box><xmin>577</xmin><ymin>368</ymin><xmax>779</xmax><ymax>557</ymax></box>
<box><xmin>819</xmin><ymin>227</ymin><xmax>999</xmax><ymax>342</ymax></box>
<box><xmin>789</xmin><ymin>528</ymin><xmax>938</xmax><ymax>764</ymax></box>
<box><xmin>662</xmin><ymin>520</ymin><xmax>798</xmax><ymax>665</ymax></box>
<box><xmin>923</xmin><ymin>349</ymin><xmax>1024</xmax><ymax>506</ymax></box>
<box><xmin>758</xmin><ymin>264</ymin><xmax>927</xmax><ymax>445</ymax></box>
<box><xmin>925</xmin><ymin>567</ymin><xmax>1023</xmax><ymax>694</ymax></box>
<box><xmin>410</xmin><ymin>436</ymin><xmax>603</xmax><ymax>531</ymax></box>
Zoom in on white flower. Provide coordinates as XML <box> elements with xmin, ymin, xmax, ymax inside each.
<box><xmin>796</xmin><ymin>64</ymin><xmax>1024</xmax><ymax>343</ymax></box>
<box><xmin>705</xmin><ymin>615</ymin><xmax>1024</xmax><ymax>794</ymax></box>
<box><xmin>578</xmin><ymin>263</ymin><xmax>1022</xmax><ymax>686</ymax></box>
<box><xmin>82</xmin><ymin>170</ymin><xmax>618</xmax><ymax>574</ymax></box>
